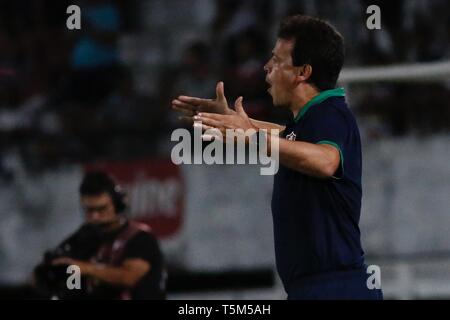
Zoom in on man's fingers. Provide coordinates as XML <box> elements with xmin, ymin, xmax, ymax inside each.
<box><xmin>177</xmin><ymin>96</ymin><xmax>213</xmax><ymax>108</ymax></box>
<box><xmin>172</xmin><ymin>99</ymin><xmax>197</xmax><ymax>112</ymax></box>
<box><xmin>194</xmin><ymin>112</ymin><xmax>226</xmax><ymax>121</ymax></box>
<box><xmin>193</xmin><ymin>121</ymin><xmax>214</xmax><ymax>131</ymax></box>
<box><xmin>194</xmin><ymin>116</ymin><xmax>223</xmax><ymax>129</ymax></box>
<box><xmin>172</xmin><ymin>104</ymin><xmax>196</xmax><ymax>117</ymax></box>
<box><xmin>200</xmin><ymin>118</ymin><xmax>223</xmax><ymax>128</ymax></box>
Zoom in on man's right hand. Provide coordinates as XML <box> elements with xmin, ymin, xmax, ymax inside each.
<box><xmin>171</xmin><ymin>82</ymin><xmax>235</xmax><ymax>123</ymax></box>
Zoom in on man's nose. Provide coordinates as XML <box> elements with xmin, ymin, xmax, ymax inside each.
<box><xmin>263</xmin><ymin>60</ymin><xmax>271</xmax><ymax>73</ymax></box>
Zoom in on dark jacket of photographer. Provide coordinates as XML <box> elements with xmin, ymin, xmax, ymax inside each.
<box><xmin>34</xmin><ymin>220</ymin><xmax>166</xmax><ymax>300</ymax></box>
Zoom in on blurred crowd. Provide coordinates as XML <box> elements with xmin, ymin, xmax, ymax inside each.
<box><xmin>0</xmin><ymin>0</ymin><xmax>449</xmax><ymax>177</ymax></box>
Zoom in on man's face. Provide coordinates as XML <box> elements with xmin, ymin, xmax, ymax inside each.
<box><xmin>81</xmin><ymin>192</ymin><xmax>118</xmax><ymax>225</ymax></box>
<box><xmin>264</xmin><ymin>39</ymin><xmax>298</xmax><ymax>107</ymax></box>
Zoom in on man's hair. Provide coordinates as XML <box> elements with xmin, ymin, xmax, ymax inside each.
<box><xmin>79</xmin><ymin>171</ymin><xmax>126</xmax><ymax>213</ymax></box>
<box><xmin>277</xmin><ymin>15</ymin><xmax>345</xmax><ymax>91</ymax></box>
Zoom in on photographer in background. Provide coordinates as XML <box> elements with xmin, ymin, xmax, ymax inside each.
<box><xmin>33</xmin><ymin>171</ymin><xmax>167</xmax><ymax>300</ymax></box>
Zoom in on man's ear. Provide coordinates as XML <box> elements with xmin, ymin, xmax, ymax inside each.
<box><xmin>295</xmin><ymin>64</ymin><xmax>313</xmax><ymax>83</ymax></box>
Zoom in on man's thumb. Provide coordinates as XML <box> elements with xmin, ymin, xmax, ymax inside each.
<box><xmin>234</xmin><ymin>96</ymin><xmax>245</xmax><ymax>114</ymax></box>
<box><xmin>216</xmin><ymin>81</ymin><xmax>225</xmax><ymax>101</ymax></box>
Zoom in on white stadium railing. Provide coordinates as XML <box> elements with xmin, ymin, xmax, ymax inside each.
<box><xmin>339</xmin><ymin>60</ymin><xmax>450</xmax><ymax>83</ymax></box>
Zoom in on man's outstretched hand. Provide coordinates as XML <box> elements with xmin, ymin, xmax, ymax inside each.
<box><xmin>171</xmin><ymin>82</ymin><xmax>235</xmax><ymax>123</ymax></box>
<box><xmin>194</xmin><ymin>96</ymin><xmax>256</xmax><ymax>142</ymax></box>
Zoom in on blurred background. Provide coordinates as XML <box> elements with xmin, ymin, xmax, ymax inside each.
<box><xmin>0</xmin><ymin>0</ymin><xmax>449</xmax><ymax>299</ymax></box>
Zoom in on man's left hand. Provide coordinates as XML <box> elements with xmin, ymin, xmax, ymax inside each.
<box><xmin>193</xmin><ymin>96</ymin><xmax>256</xmax><ymax>140</ymax></box>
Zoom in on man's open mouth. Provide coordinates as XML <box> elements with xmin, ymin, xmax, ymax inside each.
<box><xmin>266</xmin><ymin>80</ymin><xmax>272</xmax><ymax>94</ymax></box>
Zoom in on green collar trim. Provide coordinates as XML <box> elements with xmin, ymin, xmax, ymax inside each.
<box><xmin>294</xmin><ymin>87</ymin><xmax>345</xmax><ymax>123</ymax></box>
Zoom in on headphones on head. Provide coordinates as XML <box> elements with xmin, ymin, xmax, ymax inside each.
<box><xmin>80</xmin><ymin>171</ymin><xmax>128</xmax><ymax>215</ymax></box>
